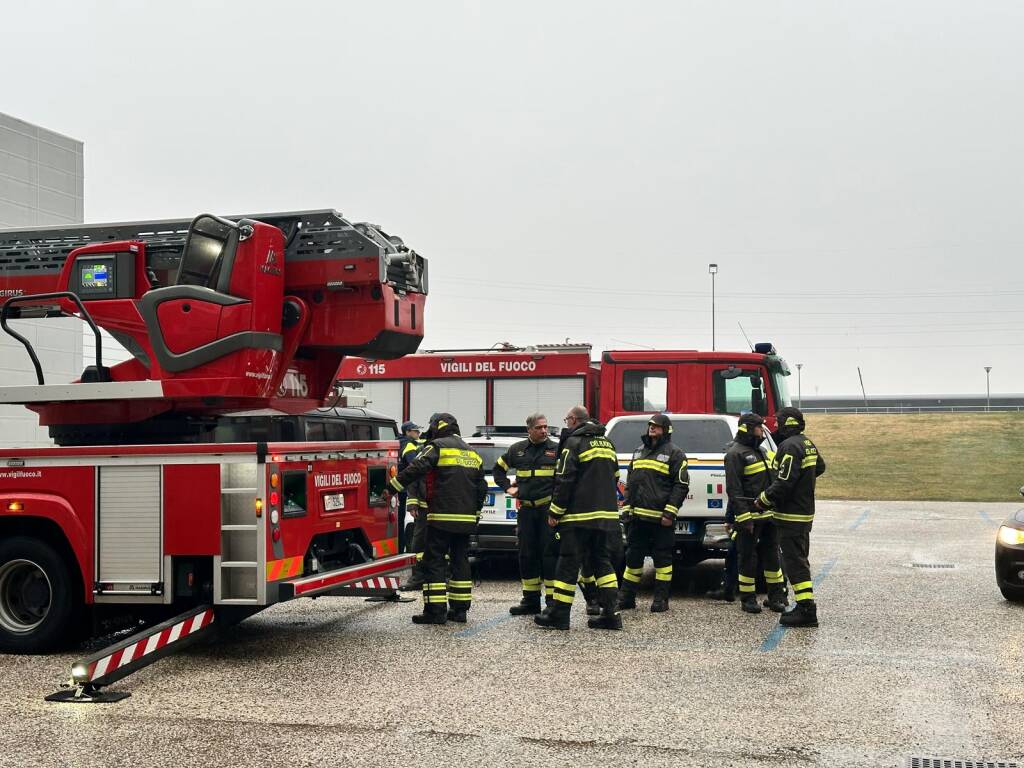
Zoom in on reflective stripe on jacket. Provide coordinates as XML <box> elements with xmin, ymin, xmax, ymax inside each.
<box><xmin>549</xmin><ymin>421</ymin><xmax>620</xmax><ymax>530</ymax></box>
<box><xmin>623</xmin><ymin>436</ymin><xmax>689</xmax><ymax>522</ymax></box>
<box><xmin>725</xmin><ymin>440</ymin><xmax>773</xmax><ymax>524</ymax></box>
<box><xmin>493</xmin><ymin>437</ymin><xmax>559</xmax><ymax>507</ymax></box>
<box><xmin>758</xmin><ymin>433</ymin><xmax>826</xmax><ymax>525</ymax></box>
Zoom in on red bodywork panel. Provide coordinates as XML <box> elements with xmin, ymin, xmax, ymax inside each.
<box><xmin>0</xmin><ymin>441</ymin><xmax>398</xmax><ymax>606</ymax></box>
<box><xmin>337</xmin><ymin>347</ymin><xmax>788</xmax><ymax>425</ymax></box>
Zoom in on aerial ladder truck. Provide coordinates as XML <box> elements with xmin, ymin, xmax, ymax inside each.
<box><xmin>0</xmin><ymin>210</ymin><xmax>427</xmax><ymax>699</ymax></box>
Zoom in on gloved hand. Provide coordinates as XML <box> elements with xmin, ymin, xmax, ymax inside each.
<box><xmin>547</xmin><ymin>515</ymin><xmax>558</xmax><ymax>528</ymax></box>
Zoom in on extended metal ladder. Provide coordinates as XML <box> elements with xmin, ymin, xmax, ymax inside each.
<box><xmin>215</xmin><ymin>461</ymin><xmax>264</xmax><ymax>605</ymax></box>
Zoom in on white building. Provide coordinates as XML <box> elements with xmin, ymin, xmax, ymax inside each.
<box><xmin>0</xmin><ymin>112</ymin><xmax>84</xmax><ymax>448</ymax></box>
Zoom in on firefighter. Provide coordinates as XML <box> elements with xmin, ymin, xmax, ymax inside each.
<box><xmin>755</xmin><ymin>406</ymin><xmax>827</xmax><ymax>627</ymax></box>
<box><xmin>390</xmin><ymin>413</ymin><xmax>488</xmax><ymax>625</ymax></box>
<box><xmin>618</xmin><ymin>414</ymin><xmax>689</xmax><ymax>613</ymax></box>
<box><xmin>397</xmin><ymin>421</ymin><xmax>423</xmax><ymax>556</ymax></box>
<box><xmin>493</xmin><ymin>413</ymin><xmax>560</xmax><ymax>616</ymax></box>
<box><xmin>535</xmin><ymin>406</ymin><xmax>622</xmax><ymax>631</ymax></box>
<box><xmin>725</xmin><ymin>413</ymin><xmax>787</xmax><ymax>614</ymax></box>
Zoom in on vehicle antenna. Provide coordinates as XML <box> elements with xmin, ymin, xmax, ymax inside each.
<box><xmin>737</xmin><ymin>322</ymin><xmax>754</xmax><ymax>351</ymax></box>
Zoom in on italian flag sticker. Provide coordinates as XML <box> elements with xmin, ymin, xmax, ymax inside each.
<box><xmin>707</xmin><ymin>483</ymin><xmax>723</xmax><ymax>494</ymax></box>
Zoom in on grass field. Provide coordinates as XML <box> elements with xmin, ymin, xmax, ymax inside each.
<box><xmin>806</xmin><ymin>413</ymin><xmax>1024</xmax><ymax>502</ymax></box>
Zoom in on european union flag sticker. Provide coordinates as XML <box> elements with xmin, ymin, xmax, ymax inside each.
<box><xmin>707</xmin><ymin>499</ymin><xmax>723</xmax><ymax>509</ymax></box>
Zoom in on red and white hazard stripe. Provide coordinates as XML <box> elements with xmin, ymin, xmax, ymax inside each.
<box><xmin>348</xmin><ymin>577</ymin><xmax>399</xmax><ymax>591</ymax></box>
<box><xmin>85</xmin><ymin>608</ymin><xmax>215</xmax><ymax>682</ymax></box>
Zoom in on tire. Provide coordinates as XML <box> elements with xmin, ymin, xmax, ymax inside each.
<box><xmin>0</xmin><ymin>536</ymin><xmax>80</xmax><ymax>654</ymax></box>
<box><xmin>999</xmin><ymin>582</ymin><xmax>1024</xmax><ymax>603</ymax></box>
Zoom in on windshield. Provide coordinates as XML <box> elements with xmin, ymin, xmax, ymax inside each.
<box><xmin>467</xmin><ymin>444</ymin><xmax>509</xmax><ymax>473</ymax></box>
<box><xmin>608</xmin><ymin>418</ymin><xmax>735</xmax><ymax>454</ymax></box>
<box><xmin>770</xmin><ymin>364</ymin><xmax>792</xmax><ymax>410</ymax></box>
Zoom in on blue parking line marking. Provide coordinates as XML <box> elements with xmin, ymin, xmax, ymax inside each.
<box><xmin>979</xmin><ymin>510</ymin><xmax>998</xmax><ymax>527</ymax></box>
<box><xmin>760</xmin><ymin>557</ymin><xmax>838</xmax><ymax>652</ymax></box>
<box><xmin>455</xmin><ymin>612</ymin><xmax>518</xmax><ymax>638</ymax></box>
<box><xmin>849</xmin><ymin>509</ymin><xmax>870</xmax><ymax>531</ymax></box>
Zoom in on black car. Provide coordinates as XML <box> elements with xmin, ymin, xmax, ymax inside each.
<box><xmin>995</xmin><ymin>487</ymin><xmax>1024</xmax><ymax>603</ymax></box>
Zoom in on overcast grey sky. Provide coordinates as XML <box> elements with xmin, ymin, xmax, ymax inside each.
<box><xmin>6</xmin><ymin>0</ymin><xmax>1024</xmax><ymax>396</ymax></box>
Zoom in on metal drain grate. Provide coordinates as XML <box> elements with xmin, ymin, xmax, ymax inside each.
<box><xmin>907</xmin><ymin>758</ymin><xmax>1020</xmax><ymax>768</ymax></box>
<box><xmin>910</xmin><ymin>563</ymin><xmax>956</xmax><ymax>569</ymax></box>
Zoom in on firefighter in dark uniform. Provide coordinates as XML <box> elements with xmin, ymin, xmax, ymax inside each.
<box><xmin>397</xmin><ymin>421</ymin><xmax>423</xmax><ymax>562</ymax></box>
<box><xmin>493</xmin><ymin>413</ymin><xmax>560</xmax><ymax>616</ymax></box>
<box><xmin>390</xmin><ymin>413</ymin><xmax>487</xmax><ymax>625</ymax></box>
<box><xmin>725</xmin><ymin>413</ymin><xmax>787</xmax><ymax>614</ymax></box>
<box><xmin>535</xmin><ymin>406</ymin><xmax>622</xmax><ymax>631</ymax></box>
<box><xmin>618</xmin><ymin>414</ymin><xmax>689</xmax><ymax>613</ymax></box>
<box><xmin>755</xmin><ymin>407</ymin><xmax>827</xmax><ymax>627</ymax></box>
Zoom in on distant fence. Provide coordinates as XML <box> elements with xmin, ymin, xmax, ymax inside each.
<box><xmin>803</xmin><ymin>406</ymin><xmax>1024</xmax><ymax>414</ymax></box>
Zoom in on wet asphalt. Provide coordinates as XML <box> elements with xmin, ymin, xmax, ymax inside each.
<box><xmin>1</xmin><ymin>500</ymin><xmax>1022</xmax><ymax>768</ymax></box>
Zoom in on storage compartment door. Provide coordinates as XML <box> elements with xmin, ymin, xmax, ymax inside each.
<box><xmin>96</xmin><ymin>465</ymin><xmax>162</xmax><ymax>592</ymax></box>
<box><xmin>493</xmin><ymin>377</ymin><xmax>585</xmax><ymax>426</ymax></box>
<box><xmin>409</xmin><ymin>379</ymin><xmax>485</xmax><ymax>433</ymax></box>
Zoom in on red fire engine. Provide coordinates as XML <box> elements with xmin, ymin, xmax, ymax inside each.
<box><xmin>336</xmin><ymin>342</ymin><xmax>793</xmax><ymax>430</ymax></box>
<box><xmin>0</xmin><ymin>210</ymin><xmax>426</xmax><ymax>697</ymax></box>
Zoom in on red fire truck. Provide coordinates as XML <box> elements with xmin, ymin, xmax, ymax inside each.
<box><xmin>0</xmin><ymin>211</ymin><xmax>427</xmax><ymax>680</ymax></box>
<box><xmin>336</xmin><ymin>342</ymin><xmax>793</xmax><ymax>431</ymax></box>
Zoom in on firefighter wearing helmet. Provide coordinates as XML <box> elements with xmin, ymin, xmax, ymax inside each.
<box><xmin>390</xmin><ymin>413</ymin><xmax>488</xmax><ymax>625</ymax></box>
<box><xmin>725</xmin><ymin>412</ymin><xmax>787</xmax><ymax>615</ymax></box>
<box><xmin>755</xmin><ymin>407</ymin><xmax>827</xmax><ymax>627</ymax></box>
<box><xmin>618</xmin><ymin>413</ymin><xmax>690</xmax><ymax>613</ymax></box>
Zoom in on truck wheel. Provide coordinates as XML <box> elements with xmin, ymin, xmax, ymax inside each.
<box><xmin>0</xmin><ymin>536</ymin><xmax>80</xmax><ymax>654</ymax></box>
<box><xmin>999</xmin><ymin>582</ymin><xmax>1024</xmax><ymax>603</ymax></box>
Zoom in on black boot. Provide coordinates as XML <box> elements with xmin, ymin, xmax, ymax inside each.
<box><xmin>588</xmin><ymin>589</ymin><xmax>624</xmax><ymax>630</ymax></box>
<box><xmin>401</xmin><ymin>565</ymin><xmax>425</xmax><ymax>592</ymax></box>
<box><xmin>779</xmin><ymin>600</ymin><xmax>818</xmax><ymax>627</ymax></box>
<box><xmin>534</xmin><ymin>602</ymin><xmax>570</xmax><ymax>630</ymax></box>
<box><xmin>509</xmin><ymin>594</ymin><xmax>542</xmax><ymax>616</ymax></box>
<box><xmin>447</xmin><ymin>607</ymin><xmax>468</xmax><ymax>623</ymax></box>
<box><xmin>764</xmin><ymin>590</ymin><xmax>788</xmax><ymax>613</ymax></box>
<box><xmin>616</xmin><ymin>584</ymin><xmax>637</xmax><ymax>611</ymax></box>
<box><xmin>740</xmin><ymin>595</ymin><xmax>762</xmax><ymax>614</ymax></box>
<box><xmin>650</xmin><ymin>584</ymin><xmax>670</xmax><ymax>613</ymax></box>
<box><xmin>580</xmin><ymin>582</ymin><xmax>601</xmax><ymax>616</ymax></box>
<box><xmin>706</xmin><ymin>582</ymin><xmax>735</xmax><ymax>602</ymax></box>
<box><xmin>412</xmin><ymin>605</ymin><xmax>447</xmax><ymax>625</ymax></box>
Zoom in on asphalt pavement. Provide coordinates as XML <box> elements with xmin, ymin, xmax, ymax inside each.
<box><xmin>1</xmin><ymin>500</ymin><xmax>1022</xmax><ymax>768</ymax></box>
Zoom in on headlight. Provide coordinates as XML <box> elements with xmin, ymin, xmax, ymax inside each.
<box><xmin>997</xmin><ymin>526</ymin><xmax>1024</xmax><ymax>546</ymax></box>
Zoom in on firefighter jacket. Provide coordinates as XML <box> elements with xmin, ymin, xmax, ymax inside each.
<box><xmin>549</xmin><ymin>420</ymin><xmax>620</xmax><ymax>530</ymax></box>
<box><xmin>403</xmin><ymin>443</ymin><xmax>429</xmax><ymax>515</ymax></box>
<box><xmin>391</xmin><ymin>428</ymin><xmax>488</xmax><ymax>533</ymax></box>
<box><xmin>623</xmin><ymin>434</ymin><xmax>689</xmax><ymax>523</ymax></box>
<box><xmin>758</xmin><ymin>433</ymin><xmax>826</xmax><ymax>525</ymax></box>
<box><xmin>725</xmin><ymin>439</ymin><xmax>773</xmax><ymax>524</ymax></box>
<box><xmin>398</xmin><ymin>436</ymin><xmax>423</xmax><ymax>471</ymax></box>
<box><xmin>493</xmin><ymin>437</ymin><xmax>559</xmax><ymax>509</ymax></box>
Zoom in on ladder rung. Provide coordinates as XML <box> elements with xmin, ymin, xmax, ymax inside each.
<box><xmin>220</xmin><ymin>561</ymin><xmax>258</xmax><ymax>568</ymax></box>
<box><xmin>221</xmin><ymin>525</ymin><xmax>258</xmax><ymax>531</ymax></box>
<box><xmin>221</xmin><ymin>487</ymin><xmax>258</xmax><ymax>495</ymax></box>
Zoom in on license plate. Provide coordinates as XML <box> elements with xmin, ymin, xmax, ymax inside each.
<box><xmin>675</xmin><ymin>520</ymin><xmax>693</xmax><ymax>534</ymax></box>
<box><xmin>324</xmin><ymin>492</ymin><xmax>345</xmax><ymax>511</ymax></box>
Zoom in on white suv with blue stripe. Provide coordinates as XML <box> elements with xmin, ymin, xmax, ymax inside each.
<box><xmin>607</xmin><ymin>414</ymin><xmax>776</xmax><ymax>566</ymax></box>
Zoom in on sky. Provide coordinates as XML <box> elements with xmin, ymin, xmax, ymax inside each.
<box><xmin>6</xmin><ymin>0</ymin><xmax>1024</xmax><ymax>397</ymax></box>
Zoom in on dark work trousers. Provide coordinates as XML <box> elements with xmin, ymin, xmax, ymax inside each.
<box><xmin>517</xmin><ymin>507</ymin><xmax>555</xmax><ymax>600</ymax></box>
<box><xmin>550</xmin><ymin>526</ymin><xmax>618</xmax><ymax>611</ymax></box>
<box><xmin>545</xmin><ymin>526</ymin><xmax>592</xmax><ymax>604</ymax></box>
<box><xmin>721</xmin><ymin>532</ymin><xmax>739</xmax><ymax>592</ymax></box>
<box><xmin>421</xmin><ymin>526</ymin><xmax>472</xmax><ymax>615</ymax></box>
<box><xmin>398</xmin><ymin>492</ymin><xmax>409</xmax><ymax>551</ymax></box>
<box><xmin>408</xmin><ymin>509</ymin><xmax>428</xmax><ymax>580</ymax></box>
<box><xmin>736</xmin><ymin>519</ymin><xmax>785</xmax><ymax>599</ymax></box>
<box><xmin>621</xmin><ymin>521</ymin><xmax>674</xmax><ymax>594</ymax></box>
<box><xmin>777</xmin><ymin>522</ymin><xmax>814</xmax><ymax>603</ymax></box>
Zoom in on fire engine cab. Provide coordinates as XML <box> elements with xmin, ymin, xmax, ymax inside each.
<box><xmin>0</xmin><ymin>211</ymin><xmax>427</xmax><ymax>676</ymax></box>
<box><xmin>337</xmin><ymin>342</ymin><xmax>792</xmax><ymax>430</ymax></box>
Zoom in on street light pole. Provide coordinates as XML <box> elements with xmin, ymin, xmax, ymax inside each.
<box><xmin>709</xmin><ymin>263</ymin><xmax>718</xmax><ymax>351</ymax></box>
<box><xmin>985</xmin><ymin>366</ymin><xmax>992</xmax><ymax>412</ymax></box>
<box><xmin>796</xmin><ymin>363</ymin><xmax>803</xmax><ymax>409</ymax></box>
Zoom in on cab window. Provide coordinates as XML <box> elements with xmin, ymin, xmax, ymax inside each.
<box><xmin>324</xmin><ymin>420</ymin><xmax>348</xmax><ymax>441</ymax></box>
<box><xmin>622</xmin><ymin>370</ymin><xmax>668</xmax><ymax>412</ymax></box>
<box><xmin>350</xmin><ymin>422</ymin><xmax>373</xmax><ymax>440</ymax></box>
<box><xmin>713</xmin><ymin>369</ymin><xmax>768</xmax><ymax>416</ymax></box>
<box><xmin>305</xmin><ymin>420</ymin><xmax>326</xmax><ymax>441</ymax></box>
<box><xmin>377</xmin><ymin>423</ymin><xmax>397</xmax><ymax>440</ymax></box>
